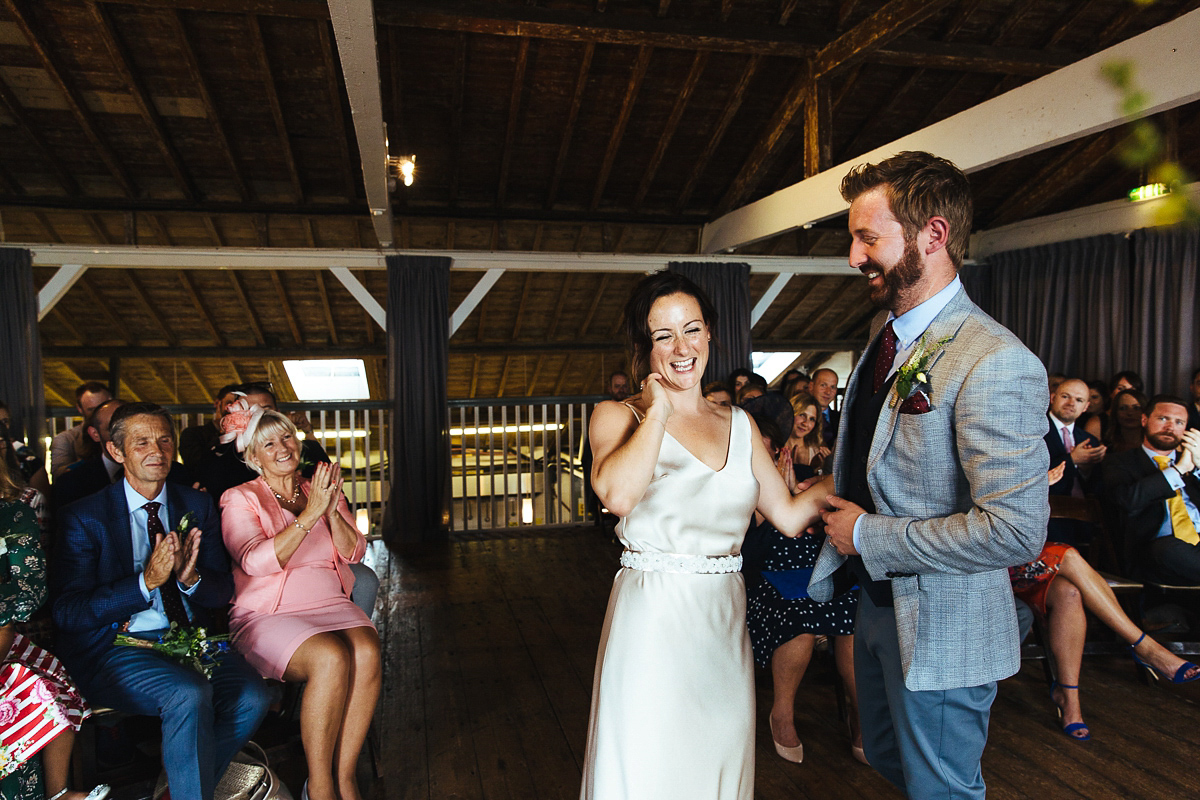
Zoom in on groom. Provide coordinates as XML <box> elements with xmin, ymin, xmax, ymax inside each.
<box><xmin>809</xmin><ymin>151</ymin><xmax>1048</xmax><ymax>799</ymax></box>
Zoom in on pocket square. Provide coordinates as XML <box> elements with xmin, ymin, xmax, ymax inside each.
<box><xmin>898</xmin><ymin>390</ymin><xmax>931</xmax><ymax>414</ymax></box>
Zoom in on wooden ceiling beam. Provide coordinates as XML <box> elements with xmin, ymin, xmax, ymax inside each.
<box><xmin>674</xmin><ymin>55</ymin><xmax>761</xmax><ymax>214</ymax></box>
<box><xmin>496</xmin><ymin>38</ymin><xmax>531</xmax><ymax>207</ymax></box>
<box><xmin>34</xmin><ymin>212</ymin><xmax>62</xmax><ymax>243</ymax></box>
<box><xmin>545</xmin><ymin>42</ymin><xmax>594</xmax><ymax>210</ymax></box>
<box><xmin>1</xmin><ymin>0</ymin><xmax>135</xmax><ymax>196</ymax></box>
<box><xmin>590</xmin><ymin>46</ymin><xmax>653</xmax><ymax>211</ymax></box>
<box><xmin>547</xmin><ymin>273</ymin><xmax>573</xmax><ymax>340</ymax></box>
<box><xmin>509</xmin><ymin>273</ymin><xmax>534</xmax><ymax>340</ymax></box>
<box><xmin>497</xmin><ymin>355</ymin><xmax>513</xmax><ymax>397</ymax></box>
<box><xmin>449</xmin><ymin>32</ymin><xmax>467</xmax><ymax>207</ymax></box>
<box><xmin>95</xmin><ymin>0</ymin><xmax>327</xmax><ymax>16</ymax></box>
<box><xmin>144</xmin><ymin>214</ymin><xmax>173</xmax><ymax>246</ymax></box>
<box><xmin>526</xmin><ymin>354</ymin><xmax>547</xmax><ymax>396</ymax></box>
<box><xmin>791</xmin><ymin>277</ymin><xmax>859</xmax><ymax>340</ymax></box>
<box><xmin>552</xmin><ymin>354</ymin><xmax>573</xmax><ymax>395</ymax></box>
<box><xmin>246</xmin><ymin>14</ymin><xmax>305</xmax><ymax>202</ymax></box>
<box><xmin>80</xmin><ymin>274</ymin><xmax>134</xmax><ymax>345</ymax></box>
<box><xmin>0</xmin><ymin>80</ymin><xmax>82</xmax><ymax>195</ymax></box>
<box><xmin>226</xmin><ymin>271</ymin><xmax>266</xmax><ymax>346</ymax></box>
<box><xmin>316</xmin><ymin>21</ymin><xmax>359</xmax><ymax>202</ymax></box>
<box><xmin>803</xmin><ymin>78</ymin><xmax>831</xmax><ymax>178</ymax></box>
<box><xmin>85</xmin><ymin>214</ymin><xmax>110</xmax><ymax>244</ymax></box>
<box><xmin>779</xmin><ymin>0</ymin><xmax>799</xmax><ymax>26</ymax></box>
<box><xmin>0</xmin><ymin>164</ymin><xmax>19</xmax><ymax>195</ymax></box>
<box><xmin>269</xmin><ymin>270</ymin><xmax>304</xmax><ymax>345</ymax></box>
<box><xmin>468</xmin><ymin>354</ymin><xmax>480</xmax><ymax>399</ymax></box>
<box><xmin>125</xmin><ymin>270</ymin><xmax>178</xmax><ymax>347</ymax></box>
<box><xmin>576</xmin><ymin>274</ymin><xmax>610</xmax><ymax>338</ymax></box>
<box><xmin>49</xmin><ymin>307</ymin><xmax>84</xmax><ymax>344</ymax></box>
<box><xmin>176</xmin><ymin>270</ymin><xmax>225</xmax><ymax>346</ymax></box>
<box><xmin>169</xmin><ymin>9</ymin><xmax>250</xmax><ymax>201</ymax></box>
<box><xmin>837</xmin><ymin>0</ymin><xmax>862</xmax><ymax>31</ymax></box>
<box><xmin>203</xmin><ymin>216</ymin><xmax>224</xmax><ymax>246</ymax></box>
<box><xmin>811</xmin><ymin>0</ymin><xmax>956</xmax><ymax>78</ymax></box>
<box><xmin>314</xmin><ymin>270</ymin><xmax>341</xmax><ymax>345</ymax></box>
<box><xmin>182</xmin><ymin>360</ymin><xmax>213</xmax><ymax>404</ymax></box>
<box><xmin>759</xmin><ymin>275</ymin><xmax>823</xmax><ymax>339</ymax></box>
<box><xmin>148</xmin><ymin>361</ymin><xmax>180</xmax><ymax>405</ymax></box>
<box><xmin>632</xmin><ymin>50</ymin><xmax>708</xmax><ymax>210</ymax></box>
<box><xmin>87</xmin><ymin>2</ymin><xmax>199</xmax><ymax>200</ymax></box>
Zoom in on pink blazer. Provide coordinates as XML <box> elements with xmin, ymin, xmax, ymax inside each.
<box><xmin>220</xmin><ymin>477</ymin><xmax>366</xmax><ymax>615</ymax></box>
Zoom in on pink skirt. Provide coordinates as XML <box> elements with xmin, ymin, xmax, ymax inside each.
<box><xmin>0</xmin><ymin>634</ymin><xmax>91</xmax><ymax>779</ymax></box>
<box><xmin>230</xmin><ymin>600</ymin><xmax>374</xmax><ymax>680</ymax></box>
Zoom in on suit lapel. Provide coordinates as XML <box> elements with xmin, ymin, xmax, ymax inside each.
<box><xmin>832</xmin><ymin>310</ymin><xmax>888</xmax><ymax>490</ymax></box>
<box><xmin>866</xmin><ymin>286</ymin><xmax>974</xmax><ymax>477</ymax></box>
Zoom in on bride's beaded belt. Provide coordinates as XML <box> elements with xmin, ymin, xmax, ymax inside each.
<box><xmin>619</xmin><ymin>550</ymin><xmax>742</xmax><ymax>574</ymax></box>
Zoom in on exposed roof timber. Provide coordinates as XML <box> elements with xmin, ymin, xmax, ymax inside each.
<box><xmin>327</xmin><ymin>0</ymin><xmax>393</xmax><ymax>246</ymax></box>
<box><xmin>702</xmin><ymin>8</ymin><xmax>1200</xmax><ymax>253</ymax></box>
<box><xmin>970</xmin><ymin>181</ymin><xmax>1200</xmax><ymax>259</ymax></box>
<box><xmin>36</xmin><ymin>264</ymin><xmax>87</xmax><ymax>320</ymax></box>
<box><xmin>591</xmin><ymin>46</ymin><xmax>653</xmax><ymax>211</ymax></box>
<box><xmin>247</xmin><ymin>14</ymin><xmax>304</xmax><ymax>203</ymax></box>
<box><xmin>632</xmin><ymin>50</ymin><xmax>708</xmax><ymax>210</ymax></box>
<box><xmin>812</xmin><ymin>0</ymin><xmax>956</xmax><ymax>78</ymax></box>
<box><xmin>329</xmin><ymin>266</ymin><xmax>386</xmax><ymax>330</ymax></box>
<box><xmin>546</xmin><ymin>42</ymin><xmax>593</xmax><ymax>210</ymax></box>
<box><xmin>0</xmin><ymin>79</ymin><xmax>81</xmax><ymax>195</ymax></box>
<box><xmin>750</xmin><ymin>273</ymin><xmax>792</xmax><ymax>326</ymax></box>
<box><xmin>26</xmin><ymin>244</ymin><xmax>860</xmax><ymax>274</ymax></box>
<box><xmin>496</xmin><ymin>38</ymin><xmax>531</xmax><ymax>208</ymax></box>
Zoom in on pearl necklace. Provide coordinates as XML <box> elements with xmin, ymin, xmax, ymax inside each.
<box><xmin>270</xmin><ymin>483</ymin><xmax>301</xmax><ymax>504</ymax></box>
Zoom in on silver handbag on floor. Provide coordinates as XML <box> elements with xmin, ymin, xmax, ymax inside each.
<box><xmin>153</xmin><ymin>742</ymin><xmax>293</xmax><ymax>800</ymax></box>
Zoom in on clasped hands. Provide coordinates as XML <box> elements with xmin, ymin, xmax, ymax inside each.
<box><xmin>144</xmin><ymin>525</ymin><xmax>201</xmax><ymax>592</ymax></box>
<box><xmin>791</xmin><ymin>473</ymin><xmax>866</xmax><ymax>556</ymax></box>
<box><xmin>1175</xmin><ymin>429</ymin><xmax>1200</xmax><ymax>475</ymax></box>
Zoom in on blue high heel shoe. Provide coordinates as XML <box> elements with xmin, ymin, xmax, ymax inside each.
<box><xmin>1050</xmin><ymin>682</ymin><xmax>1090</xmax><ymax>741</ymax></box>
<box><xmin>1129</xmin><ymin>633</ymin><xmax>1200</xmax><ymax>684</ymax></box>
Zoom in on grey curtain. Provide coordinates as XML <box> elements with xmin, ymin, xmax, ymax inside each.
<box><xmin>667</xmin><ymin>261</ymin><xmax>751</xmax><ymax>386</ymax></box>
<box><xmin>963</xmin><ymin>227</ymin><xmax>1198</xmax><ymax>396</ymax></box>
<box><xmin>0</xmin><ymin>248</ymin><xmax>45</xmax><ymax>450</ymax></box>
<box><xmin>383</xmin><ymin>255</ymin><xmax>451</xmax><ymax>546</ymax></box>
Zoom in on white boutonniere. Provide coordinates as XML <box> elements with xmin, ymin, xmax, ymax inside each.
<box><xmin>890</xmin><ymin>333</ymin><xmax>953</xmax><ymax>408</ymax></box>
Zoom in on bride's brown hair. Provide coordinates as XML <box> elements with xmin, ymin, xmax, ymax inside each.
<box><xmin>621</xmin><ymin>271</ymin><xmax>719</xmax><ymax>385</ymax></box>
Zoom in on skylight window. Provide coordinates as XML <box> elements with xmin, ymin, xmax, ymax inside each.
<box><xmin>283</xmin><ymin>359</ymin><xmax>370</xmax><ymax>401</ymax></box>
<box><xmin>751</xmin><ymin>352</ymin><xmax>802</xmax><ymax>386</ymax></box>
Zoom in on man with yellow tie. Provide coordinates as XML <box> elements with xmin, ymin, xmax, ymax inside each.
<box><xmin>1104</xmin><ymin>395</ymin><xmax>1200</xmax><ymax>583</ymax></box>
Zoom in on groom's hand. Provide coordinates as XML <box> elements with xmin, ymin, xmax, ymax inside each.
<box><xmin>821</xmin><ymin>495</ymin><xmax>865</xmax><ymax>556</ymax></box>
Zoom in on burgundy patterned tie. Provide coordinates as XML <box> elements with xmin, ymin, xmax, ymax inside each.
<box><xmin>142</xmin><ymin>501</ymin><xmax>191</xmax><ymax>628</ymax></box>
<box><xmin>873</xmin><ymin>321</ymin><xmax>898</xmax><ymax>394</ymax></box>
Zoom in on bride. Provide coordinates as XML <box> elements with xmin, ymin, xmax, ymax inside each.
<box><xmin>580</xmin><ymin>272</ymin><xmax>833</xmax><ymax>800</ymax></box>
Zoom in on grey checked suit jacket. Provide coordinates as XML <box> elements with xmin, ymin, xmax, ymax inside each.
<box><xmin>809</xmin><ymin>286</ymin><xmax>1049</xmax><ymax>691</ymax></box>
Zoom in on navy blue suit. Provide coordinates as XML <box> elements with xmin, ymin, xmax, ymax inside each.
<box><xmin>52</xmin><ymin>481</ymin><xmax>270</xmax><ymax>800</ymax></box>
<box><xmin>1044</xmin><ymin>417</ymin><xmax>1101</xmax><ymax>545</ymax></box>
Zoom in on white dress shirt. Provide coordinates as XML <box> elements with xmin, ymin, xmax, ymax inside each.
<box><xmin>124</xmin><ymin>480</ymin><xmax>201</xmax><ymax>632</ymax></box>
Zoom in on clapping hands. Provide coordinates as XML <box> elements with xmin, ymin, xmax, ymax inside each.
<box><xmin>307</xmin><ymin>460</ymin><xmax>344</xmax><ymax>519</ymax></box>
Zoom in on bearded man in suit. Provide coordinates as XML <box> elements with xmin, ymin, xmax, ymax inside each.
<box><xmin>809</xmin><ymin>151</ymin><xmax>1049</xmax><ymax>799</ymax></box>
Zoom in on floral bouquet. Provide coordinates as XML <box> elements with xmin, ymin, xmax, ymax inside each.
<box><xmin>114</xmin><ymin>624</ymin><xmax>231</xmax><ymax>679</ymax></box>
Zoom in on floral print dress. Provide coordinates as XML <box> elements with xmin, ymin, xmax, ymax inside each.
<box><xmin>1</xmin><ymin>498</ymin><xmax>92</xmax><ymax>799</ymax></box>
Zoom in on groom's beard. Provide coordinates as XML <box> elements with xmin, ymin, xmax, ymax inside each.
<box><xmin>869</xmin><ymin>238</ymin><xmax>923</xmax><ymax>311</ymax></box>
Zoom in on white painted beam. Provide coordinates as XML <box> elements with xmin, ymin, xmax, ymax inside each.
<box><xmin>750</xmin><ymin>273</ymin><xmax>792</xmax><ymax>326</ymax></box>
<box><xmin>702</xmin><ymin>8</ymin><xmax>1200</xmax><ymax>254</ymax></box>
<box><xmin>24</xmin><ymin>244</ymin><xmax>858</xmax><ymax>274</ymax></box>
<box><xmin>450</xmin><ymin>268</ymin><xmax>505</xmax><ymax>335</ymax></box>
<box><xmin>970</xmin><ymin>181</ymin><xmax>1200</xmax><ymax>258</ymax></box>
<box><xmin>329</xmin><ymin>266</ymin><xmax>386</xmax><ymax>330</ymax></box>
<box><xmin>327</xmin><ymin>0</ymin><xmax>393</xmax><ymax>247</ymax></box>
<box><xmin>36</xmin><ymin>263</ymin><xmax>87</xmax><ymax>321</ymax></box>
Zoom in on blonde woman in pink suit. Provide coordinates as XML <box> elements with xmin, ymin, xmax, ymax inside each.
<box><xmin>219</xmin><ymin>404</ymin><xmax>379</xmax><ymax>800</ymax></box>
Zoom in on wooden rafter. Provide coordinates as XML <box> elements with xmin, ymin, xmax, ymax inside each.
<box><xmin>632</xmin><ymin>50</ymin><xmax>708</xmax><ymax>209</ymax></box>
<box><xmin>176</xmin><ymin>271</ymin><xmax>224</xmax><ymax>346</ymax></box>
<box><xmin>779</xmin><ymin>0</ymin><xmax>799</xmax><ymax>26</ymax></box>
<box><xmin>125</xmin><ymin>271</ymin><xmax>178</xmax><ymax>347</ymax></box>
<box><xmin>247</xmin><ymin>14</ymin><xmax>305</xmax><ymax>202</ymax></box>
<box><xmin>468</xmin><ymin>354</ymin><xmax>480</xmax><ymax>398</ymax></box>
<box><xmin>656</xmin><ymin>1</ymin><xmax>671</xmax><ymax>19</ymax></box>
<box><xmin>270</xmin><ymin>270</ymin><xmax>304</xmax><ymax>345</ymax></box>
<box><xmin>317</xmin><ymin>20</ymin><xmax>359</xmax><ymax>201</ymax></box>
<box><xmin>803</xmin><ymin>78</ymin><xmax>831</xmax><ymax>178</ymax></box>
<box><xmin>590</xmin><ymin>46</ymin><xmax>653</xmax><ymax>211</ymax></box>
<box><xmin>203</xmin><ymin>216</ymin><xmax>225</xmax><ymax>246</ymax></box>
<box><xmin>34</xmin><ymin>212</ymin><xmax>62</xmax><ymax>243</ymax></box>
<box><xmin>790</xmin><ymin>277</ymin><xmax>859</xmax><ymax>340</ymax></box>
<box><xmin>226</xmin><ymin>271</ymin><xmax>266</xmax><ymax>346</ymax></box>
<box><xmin>87</xmin><ymin>2</ymin><xmax>199</xmax><ymax>200</ymax></box>
<box><xmin>170</xmin><ymin>9</ymin><xmax>250</xmax><ymax>201</ymax></box>
<box><xmin>0</xmin><ymin>79</ymin><xmax>82</xmax><ymax>195</ymax></box>
<box><xmin>510</xmin><ymin>273</ymin><xmax>534</xmax><ymax>340</ymax></box>
<box><xmin>80</xmin><ymin>274</ymin><xmax>133</xmax><ymax>345</ymax></box>
<box><xmin>314</xmin><ymin>270</ymin><xmax>341</xmax><ymax>345</ymax></box>
<box><xmin>674</xmin><ymin>55</ymin><xmax>761</xmax><ymax>213</ymax></box>
<box><xmin>576</xmin><ymin>274</ymin><xmax>610</xmax><ymax>338</ymax></box>
<box><xmin>837</xmin><ymin>0</ymin><xmax>862</xmax><ymax>31</ymax></box>
<box><xmin>1</xmin><ymin>0</ymin><xmax>135</xmax><ymax>195</ymax></box>
<box><xmin>836</xmin><ymin>67</ymin><xmax>923</xmax><ymax>163</ymax></box>
<box><xmin>496</xmin><ymin>38</ymin><xmax>531</xmax><ymax>207</ymax></box>
<box><xmin>449</xmin><ymin>32</ymin><xmax>467</xmax><ymax>206</ymax></box>
<box><xmin>546</xmin><ymin>42</ymin><xmax>595</xmax><ymax>210</ymax></box>
<box><xmin>552</xmin><ymin>354</ymin><xmax>573</xmax><ymax>395</ymax></box>
<box><xmin>759</xmin><ymin>275</ymin><xmax>823</xmax><ymax>339</ymax></box>
<box><xmin>497</xmin><ymin>355</ymin><xmax>513</xmax><ymax>397</ymax></box>
<box><xmin>547</xmin><ymin>273</ymin><xmax>573</xmax><ymax>340</ymax></box>
<box><xmin>385</xmin><ymin>26</ymin><xmax>406</xmax><ymax>209</ymax></box>
<box><xmin>182</xmin><ymin>360</ymin><xmax>213</xmax><ymax>403</ymax></box>
<box><xmin>49</xmin><ymin>307</ymin><xmax>84</xmax><ymax>344</ymax></box>
<box><xmin>145</xmin><ymin>214</ymin><xmax>173</xmax><ymax>246</ymax></box>
<box><xmin>0</xmin><ymin>163</ymin><xmax>19</xmax><ymax>195</ymax></box>
<box><xmin>987</xmin><ymin>131</ymin><xmax>1124</xmax><ymax>227</ymax></box>
<box><xmin>527</xmin><ymin>354</ymin><xmax>546</xmax><ymax>396</ymax></box>
<box><xmin>720</xmin><ymin>0</ymin><xmax>733</xmax><ymax>23</ymax></box>
<box><xmin>85</xmin><ymin>215</ymin><xmax>110</xmax><ymax>244</ymax></box>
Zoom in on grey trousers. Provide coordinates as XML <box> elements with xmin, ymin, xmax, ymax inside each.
<box><xmin>855</xmin><ymin>589</ymin><xmax>997</xmax><ymax>800</ymax></box>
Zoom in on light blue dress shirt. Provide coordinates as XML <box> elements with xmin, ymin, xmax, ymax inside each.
<box><xmin>852</xmin><ymin>277</ymin><xmax>964</xmax><ymax>551</ymax></box>
<box><xmin>124</xmin><ymin>480</ymin><xmax>201</xmax><ymax>632</ymax></box>
<box><xmin>1140</xmin><ymin>445</ymin><xmax>1200</xmax><ymax>540</ymax></box>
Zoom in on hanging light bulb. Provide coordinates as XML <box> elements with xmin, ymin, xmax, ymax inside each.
<box><xmin>387</xmin><ymin>154</ymin><xmax>416</xmax><ymax>187</ymax></box>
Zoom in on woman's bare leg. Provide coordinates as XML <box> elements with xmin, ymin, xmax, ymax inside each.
<box><xmin>40</xmin><ymin>728</ymin><xmax>93</xmax><ymax>800</ymax></box>
<box><xmin>284</xmin><ymin>633</ymin><xmax>352</xmax><ymax>800</ymax></box>
<box><xmin>331</xmin><ymin>627</ymin><xmax>381</xmax><ymax>800</ymax></box>
<box><xmin>769</xmin><ymin>634</ymin><xmax>815</xmax><ymax>749</ymax></box>
<box><xmin>1055</xmin><ymin>547</ymin><xmax>1199</xmax><ymax>680</ymax></box>
<box><xmin>1043</xmin><ymin>576</ymin><xmax>1087</xmax><ymax>734</ymax></box>
<box><xmin>833</xmin><ymin>635</ymin><xmax>862</xmax><ymax>751</ymax></box>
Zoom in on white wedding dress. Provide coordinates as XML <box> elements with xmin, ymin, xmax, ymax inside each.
<box><xmin>580</xmin><ymin>406</ymin><xmax>760</xmax><ymax>800</ymax></box>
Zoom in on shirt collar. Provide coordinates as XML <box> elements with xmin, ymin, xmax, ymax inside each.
<box><xmin>889</xmin><ymin>276</ymin><xmax>963</xmax><ymax>350</ymax></box>
<box><xmin>123</xmin><ymin>478</ymin><xmax>168</xmax><ymax>514</ymax></box>
<box><xmin>1142</xmin><ymin>444</ymin><xmax>1174</xmax><ymax>465</ymax></box>
<box><xmin>1048</xmin><ymin>412</ymin><xmax>1074</xmax><ymax>435</ymax></box>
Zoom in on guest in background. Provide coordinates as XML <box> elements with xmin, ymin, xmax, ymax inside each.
<box><xmin>606</xmin><ymin>371</ymin><xmax>630</xmax><ymax>402</ymax></box>
<box><xmin>1</xmin><ymin>466</ymin><xmax>108</xmax><ymax>800</ymax></box>
<box><xmin>49</xmin><ymin>383</ymin><xmax>111</xmax><ymax>478</ymax></box>
<box><xmin>740</xmin><ymin>409</ymin><xmax>863</xmax><ymax>765</ymax></box>
<box><xmin>1109</xmin><ymin>370</ymin><xmax>1144</xmax><ymax>401</ymax></box>
<box><xmin>1079</xmin><ymin>379</ymin><xmax>1109</xmax><ymax>441</ymax></box>
<box><xmin>786</xmin><ymin>372</ymin><xmax>811</xmax><ymax>399</ymax></box>
<box><xmin>179</xmin><ymin>384</ymin><xmax>243</xmax><ymax>470</ymax></box>
<box><xmin>1104</xmin><ymin>388</ymin><xmax>1149</xmax><ymax>458</ymax></box>
<box><xmin>220</xmin><ymin>409</ymin><xmax>379</xmax><ymax>800</ymax></box>
<box><xmin>778</xmin><ymin>369</ymin><xmax>803</xmax><ymax>399</ymax></box>
<box><xmin>1045</xmin><ymin>379</ymin><xmax>1105</xmax><ymax>545</ymax></box>
<box><xmin>809</xmin><ymin>368</ymin><xmax>841</xmax><ymax>449</ymax></box>
<box><xmin>784</xmin><ymin>392</ymin><xmax>830</xmax><ymax>480</ymax></box>
<box><xmin>703</xmin><ymin>382</ymin><xmax>733</xmax><ymax>407</ymax></box>
<box><xmin>728</xmin><ymin>368</ymin><xmax>754</xmax><ymax>394</ymax></box>
<box><xmin>735</xmin><ymin>375</ymin><xmax>766</xmax><ymax>405</ymax></box>
<box><xmin>0</xmin><ymin>403</ymin><xmax>49</xmax><ymax>528</ymax></box>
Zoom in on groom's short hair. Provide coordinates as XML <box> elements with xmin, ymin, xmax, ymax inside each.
<box><xmin>840</xmin><ymin>151</ymin><xmax>973</xmax><ymax>269</ymax></box>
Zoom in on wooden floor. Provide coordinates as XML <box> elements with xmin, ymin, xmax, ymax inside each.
<box><xmin>363</xmin><ymin>528</ymin><xmax>1200</xmax><ymax>800</ymax></box>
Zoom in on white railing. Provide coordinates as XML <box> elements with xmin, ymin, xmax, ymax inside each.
<box><xmin>45</xmin><ymin>403</ymin><xmax>391</xmax><ymax>537</ymax></box>
<box><xmin>447</xmin><ymin>396</ymin><xmax>603</xmax><ymax>532</ymax></box>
